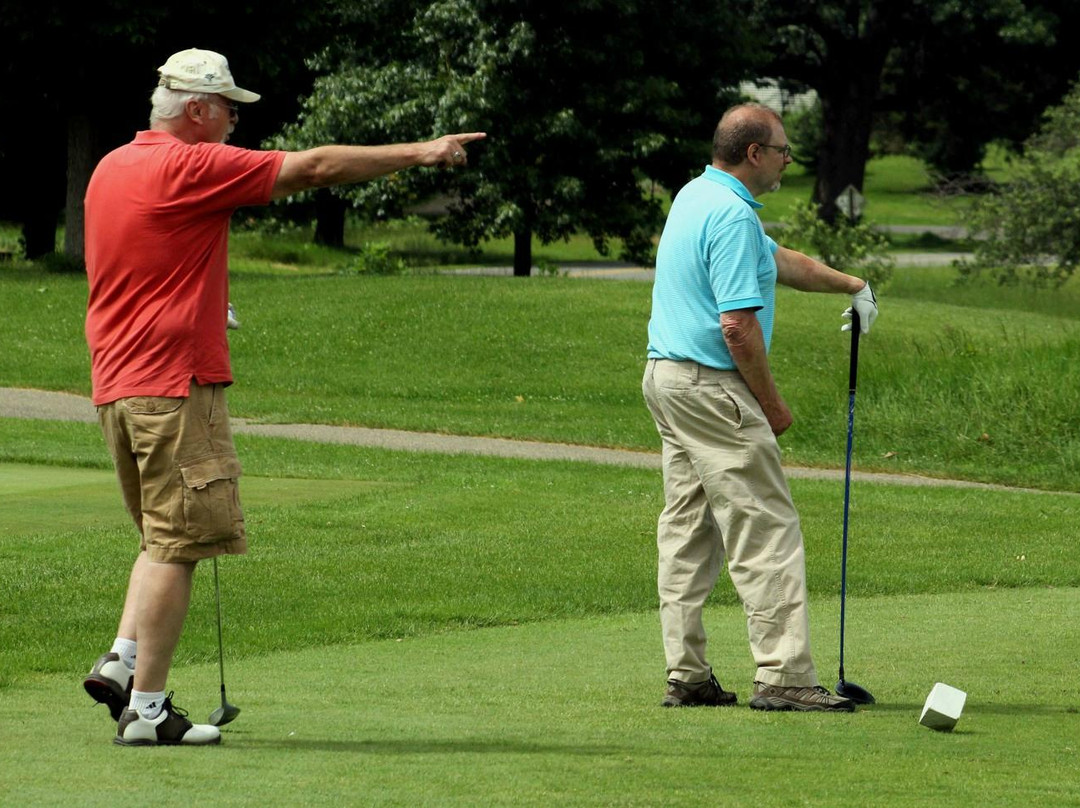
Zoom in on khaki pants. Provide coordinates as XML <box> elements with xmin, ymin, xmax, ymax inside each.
<box><xmin>642</xmin><ymin>359</ymin><xmax>818</xmax><ymax>687</ymax></box>
<box><xmin>98</xmin><ymin>381</ymin><xmax>247</xmax><ymax>563</ymax></box>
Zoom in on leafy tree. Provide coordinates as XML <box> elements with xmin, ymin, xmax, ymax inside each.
<box><xmin>961</xmin><ymin>77</ymin><xmax>1080</xmax><ymax>287</ymax></box>
<box><xmin>751</xmin><ymin>0</ymin><xmax>905</xmax><ymax>222</ymax></box>
<box><xmin>751</xmin><ymin>0</ymin><xmax>1080</xmax><ymax>218</ymax></box>
<box><xmin>271</xmin><ymin>0</ymin><xmax>762</xmax><ymax>276</ymax></box>
<box><xmin>0</xmin><ymin>0</ymin><xmax>340</xmax><ymax>261</ymax></box>
<box><xmin>882</xmin><ymin>0</ymin><xmax>1080</xmax><ymax>181</ymax></box>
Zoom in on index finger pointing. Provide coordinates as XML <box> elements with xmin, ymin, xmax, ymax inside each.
<box><xmin>453</xmin><ymin>132</ymin><xmax>488</xmax><ymax>145</ymax></box>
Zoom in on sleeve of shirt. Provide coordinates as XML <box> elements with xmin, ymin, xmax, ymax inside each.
<box><xmin>706</xmin><ymin>215</ymin><xmax>766</xmax><ymax>313</ymax></box>
<box><xmin>181</xmin><ymin>144</ymin><xmax>287</xmax><ymax>212</ymax></box>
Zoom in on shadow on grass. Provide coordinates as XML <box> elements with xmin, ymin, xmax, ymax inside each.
<box><xmin>241</xmin><ymin>736</ymin><xmax>630</xmax><ymax>756</ymax></box>
<box><xmin>861</xmin><ymin>702</ymin><xmax>1079</xmax><ymax>716</ymax></box>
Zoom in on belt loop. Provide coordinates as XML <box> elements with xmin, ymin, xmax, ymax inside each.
<box><xmin>690</xmin><ymin>362</ymin><xmax>700</xmax><ymax>383</ymax></box>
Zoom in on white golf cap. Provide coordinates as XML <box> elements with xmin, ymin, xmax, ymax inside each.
<box><xmin>157</xmin><ymin>48</ymin><xmax>260</xmax><ymax>103</ymax></box>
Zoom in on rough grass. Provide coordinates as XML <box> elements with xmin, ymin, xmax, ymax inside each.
<box><xmin>2</xmin><ymin>267</ymin><xmax>1077</xmax><ymax>490</ymax></box>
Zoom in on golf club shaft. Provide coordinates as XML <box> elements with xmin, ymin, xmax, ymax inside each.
<box><xmin>213</xmin><ymin>556</ymin><xmax>227</xmax><ymax>696</ymax></box>
<box><xmin>839</xmin><ymin>312</ymin><xmax>860</xmax><ymax>680</ymax></box>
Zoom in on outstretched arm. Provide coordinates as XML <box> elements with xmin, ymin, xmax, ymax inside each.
<box><xmin>271</xmin><ymin>132</ymin><xmax>487</xmax><ymax>200</ymax></box>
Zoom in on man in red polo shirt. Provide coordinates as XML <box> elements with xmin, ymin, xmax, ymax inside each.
<box><xmin>82</xmin><ymin>47</ymin><xmax>485</xmax><ymax>746</ymax></box>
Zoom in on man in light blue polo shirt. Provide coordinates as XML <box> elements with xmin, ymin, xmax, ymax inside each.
<box><xmin>642</xmin><ymin>103</ymin><xmax>879</xmax><ymax>712</ymax></box>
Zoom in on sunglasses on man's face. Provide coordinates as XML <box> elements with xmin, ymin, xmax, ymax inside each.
<box><xmin>209</xmin><ymin>98</ymin><xmax>239</xmax><ymax>116</ymax></box>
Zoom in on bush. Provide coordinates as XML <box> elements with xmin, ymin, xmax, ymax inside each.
<box><xmin>778</xmin><ymin>201</ymin><xmax>894</xmax><ymax>289</ymax></box>
<box><xmin>339</xmin><ymin>241</ymin><xmax>409</xmax><ymax>276</ymax></box>
<box><xmin>961</xmin><ymin>77</ymin><xmax>1080</xmax><ymax>288</ymax></box>
<box><xmin>38</xmin><ymin>252</ymin><xmax>85</xmax><ymax>275</ymax></box>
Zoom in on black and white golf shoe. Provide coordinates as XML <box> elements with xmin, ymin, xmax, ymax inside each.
<box><xmin>83</xmin><ymin>652</ymin><xmax>133</xmax><ymax>721</ymax></box>
<box><xmin>114</xmin><ymin>693</ymin><xmax>221</xmax><ymax>746</ymax></box>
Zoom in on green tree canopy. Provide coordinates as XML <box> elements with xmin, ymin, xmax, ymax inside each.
<box><xmin>270</xmin><ymin>0</ymin><xmax>762</xmax><ymax>275</ymax></box>
<box><xmin>751</xmin><ymin>0</ymin><xmax>1080</xmax><ymax>219</ymax></box>
<box><xmin>0</xmin><ymin>0</ymin><xmax>340</xmax><ymax>259</ymax></box>
<box><xmin>882</xmin><ymin>0</ymin><xmax>1080</xmax><ymax>181</ymax></box>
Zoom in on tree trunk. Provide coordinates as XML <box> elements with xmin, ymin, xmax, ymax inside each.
<box><xmin>813</xmin><ymin>77</ymin><xmax>877</xmax><ymax>224</ymax></box>
<box><xmin>20</xmin><ymin>123</ymin><xmax>67</xmax><ymax>259</ymax></box>
<box><xmin>810</xmin><ymin>0</ymin><xmax>897</xmax><ymax>224</ymax></box>
<box><xmin>513</xmin><ymin>229</ymin><xmax>532</xmax><ymax>277</ymax></box>
<box><xmin>22</xmin><ymin>207</ymin><xmax>60</xmax><ymax>259</ymax></box>
<box><xmin>64</xmin><ymin>114</ymin><xmax>99</xmax><ymax>261</ymax></box>
<box><xmin>314</xmin><ymin>189</ymin><xmax>347</xmax><ymax>247</ymax></box>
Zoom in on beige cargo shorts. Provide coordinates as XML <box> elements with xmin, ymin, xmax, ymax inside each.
<box><xmin>98</xmin><ymin>381</ymin><xmax>247</xmax><ymax>563</ymax></box>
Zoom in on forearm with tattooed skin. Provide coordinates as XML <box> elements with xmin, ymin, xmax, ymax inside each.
<box><xmin>721</xmin><ymin>309</ymin><xmax>792</xmax><ymax>436</ymax></box>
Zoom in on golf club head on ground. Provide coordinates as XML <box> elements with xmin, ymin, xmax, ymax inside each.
<box><xmin>209</xmin><ymin>701</ymin><xmax>241</xmax><ymax>726</ymax></box>
<box><xmin>836</xmin><ymin>678</ymin><xmax>876</xmax><ymax>705</ymax></box>
<box><xmin>209</xmin><ymin>683</ymin><xmax>241</xmax><ymax>726</ymax></box>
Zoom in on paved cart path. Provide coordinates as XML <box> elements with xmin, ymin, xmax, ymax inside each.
<box><xmin>0</xmin><ymin>386</ymin><xmax>1063</xmax><ymax>496</ymax></box>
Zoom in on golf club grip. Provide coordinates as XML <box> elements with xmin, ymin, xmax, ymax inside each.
<box><xmin>848</xmin><ymin>310</ymin><xmax>860</xmax><ymax>393</ymax></box>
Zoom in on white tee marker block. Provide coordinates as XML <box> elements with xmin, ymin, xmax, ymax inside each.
<box><xmin>919</xmin><ymin>683</ymin><xmax>967</xmax><ymax>732</ymax></box>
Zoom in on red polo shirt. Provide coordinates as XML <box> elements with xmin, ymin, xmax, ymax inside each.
<box><xmin>84</xmin><ymin>130</ymin><xmax>285</xmax><ymax>406</ymax></box>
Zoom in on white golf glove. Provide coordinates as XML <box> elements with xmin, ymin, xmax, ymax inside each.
<box><xmin>227</xmin><ymin>302</ymin><xmax>240</xmax><ymax>330</ymax></box>
<box><xmin>841</xmin><ymin>283</ymin><xmax>877</xmax><ymax>334</ymax></box>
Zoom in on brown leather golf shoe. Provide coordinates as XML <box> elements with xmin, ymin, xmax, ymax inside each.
<box><xmin>749</xmin><ymin>682</ymin><xmax>856</xmax><ymax>712</ymax></box>
<box><xmin>661</xmin><ymin>673</ymin><xmax>738</xmax><ymax>707</ymax></box>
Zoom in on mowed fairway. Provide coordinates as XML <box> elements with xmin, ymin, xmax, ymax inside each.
<box><xmin>1</xmin><ymin>430</ymin><xmax>1078</xmax><ymax>807</ymax></box>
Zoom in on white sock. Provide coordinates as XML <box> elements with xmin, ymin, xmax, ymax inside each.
<box><xmin>130</xmin><ymin>689</ymin><xmax>167</xmax><ymax>720</ymax></box>
<box><xmin>110</xmin><ymin>637</ymin><xmax>137</xmax><ymax>670</ymax></box>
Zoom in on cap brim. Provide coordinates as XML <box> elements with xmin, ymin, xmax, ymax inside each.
<box><xmin>220</xmin><ymin>87</ymin><xmax>261</xmax><ymax>103</ymax></box>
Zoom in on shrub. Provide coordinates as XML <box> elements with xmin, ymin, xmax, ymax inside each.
<box><xmin>38</xmin><ymin>252</ymin><xmax>85</xmax><ymax>275</ymax></box>
<box><xmin>785</xmin><ymin>99</ymin><xmax>823</xmax><ymax>172</ymax></box>
<box><xmin>961</xmin><ymin>77</ymin><xmax>1080</xmax><ymax>288</ymax></box>
<box><xmin>778</xmin><ymin>201</ymin><xmax>894</xmax><ymax>289</ymax></box>
<box><xmin>339</xmin><ymin>241</ymin><xmax>409</xmax><ymax>276</ymax></box>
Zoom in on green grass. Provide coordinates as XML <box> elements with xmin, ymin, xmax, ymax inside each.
<box><xmin>2</xmin><ymin>425</ymin><xmax>1077</xmax><ymax>684</ymax></box>
<box><xmin>2</xmin><ymin>267</ymin><xmax>1079</xmax><ymax>491</ymax></box>
<box><xmin>766</xmin><ymin>148</ymin><xmax>1020</xmax><ymax>230</ymax></box>
<box><xmin>3</xmin><ymin>593</ymin><xmax>1079</xmax><ymax>807</ymax></box>
<box><xmin>760</xmin><ymin>155</ymin><xmax>961</xmax><ymax>227</ymax></box>
<box><xmin>1</xmin><ymin>149</ymin><xmax>1075</xmax><ymax>806</ymax></box>
<box><xmin>1</xmin><ymin>429</ymin><xmax>1078</xmax><ymax>806</ymax></box>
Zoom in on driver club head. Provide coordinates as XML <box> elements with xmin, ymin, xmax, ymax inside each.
<box><xmin>836</xmin><ymin>678</ymin><xmax>876</xmax><ymax>705</ymax></box>
<box><xmin>209</xmin><ymin>701</ymin><xmax>241</xmax><ymax>727</ymax></box>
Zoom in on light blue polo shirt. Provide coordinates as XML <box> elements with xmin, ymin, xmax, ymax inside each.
<box><xmin>647</xmin><ymin>166</ymin><xmax>778</xmax><ymax>370</ymax></box>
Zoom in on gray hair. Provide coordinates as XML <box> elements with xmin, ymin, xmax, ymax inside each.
<box><xmin>149</xmin><ymin>86</ymin><xmax>219</xmax><ymax>125</ymax></box>
<box><xmin>712</xmin><ymin>103</ymin><xmax>783</xmax><ymax>166</ymax></box>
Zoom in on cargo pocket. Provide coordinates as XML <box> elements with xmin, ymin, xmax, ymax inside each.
<box><xmin>124</xmin><ymin>396</ymin><xmax>185</xmax><ymax>416</ymax></box>
<box><xmin>179</xmin><ymin>454</ymin><xmax>245</xmax><ymax>543</ymax></box>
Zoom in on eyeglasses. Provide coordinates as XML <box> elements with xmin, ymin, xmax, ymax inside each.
<box><xmin>758</xmin><ymin>143</ymin><xmax>792</xmax><ymax>158</ymax></box>
<box><xmin>208</xmin><ymin>98</ymin><xmax>239</xmax><ymax>117</ymax></box>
